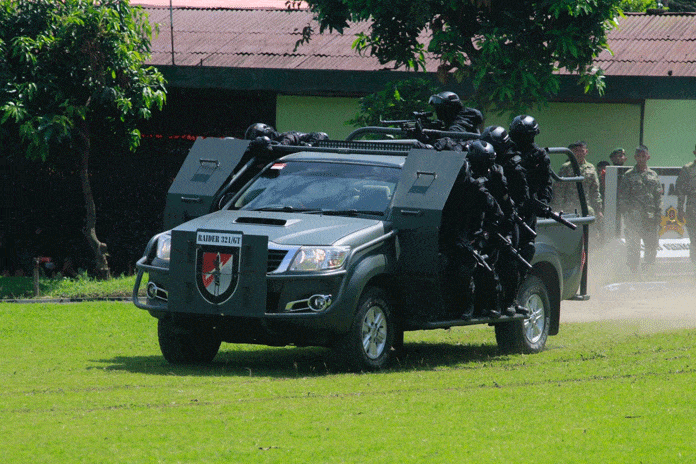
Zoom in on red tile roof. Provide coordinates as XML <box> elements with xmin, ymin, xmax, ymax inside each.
<box><xmin>596</xmin><ymin>13</ymin><xmax>696</xmax><ymax>77</ymax></box>
<box><xmin>134</xmin><ymin>1</ymin><xmax>306</xmax><ymax>9</ymax></box>
<box><xmin>138</xmin><ymin>7</ymin><xmax>696</xmax><ymax>78</ymax></box>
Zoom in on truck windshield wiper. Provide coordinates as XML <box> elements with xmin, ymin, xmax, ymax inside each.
<box><xmin>307</xmin><ymin>209</ymin><xmax>385</xmax><ymax>217</ymax></box>
<box><xmin>251</xmin><ymin>206</ymin><xmax>322</xmax><ymax>213</ymax></box>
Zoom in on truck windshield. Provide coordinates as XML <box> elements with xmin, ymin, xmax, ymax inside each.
<box><xmin>233</xmin><ymin>160</ymin><xmax>400</xmax><ymax>216</ymax></box>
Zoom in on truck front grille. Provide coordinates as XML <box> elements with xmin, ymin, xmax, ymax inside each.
<box><xmin>267</xmin><ymin>249</ymin><xmax>289</xmax><ymax>273</ymax></box>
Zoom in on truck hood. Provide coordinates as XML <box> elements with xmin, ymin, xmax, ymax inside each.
<box><xmin>173</xmin><ymin>210</ymin><xmax>388</xmax><ymax>246</ymax></box>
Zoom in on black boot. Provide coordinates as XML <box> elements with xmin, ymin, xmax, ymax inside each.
<box><xmin>514</xmin><ymin>303</ymin><xmax>530</xmax><ymax>316</ymax></box>
<box><xmin>502</xmin><ymin>305</ymin><xmax>517</xmax><ymax>317</ymax></box>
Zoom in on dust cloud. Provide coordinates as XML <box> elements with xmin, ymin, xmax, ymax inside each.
<box><xmin>561</xmin><ymin>237</ymin><xmax>696</xmax><ymax>331</ymax></box>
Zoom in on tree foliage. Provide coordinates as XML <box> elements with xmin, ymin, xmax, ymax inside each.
<box><xmin>303</xmin><ymin>0</ymin><xmax>623</xmax><ymax>114</ymax></box>
<box><xmin>667</xmin><ymin>0</ymin><xmax>696</xmax><ymax>11</ymax></box>
<box><xmin>0</xmin><ymin>0</ymin><xmax>166</xmax><ymax>278</ymax></box>
<box><xmin>620</xmin><ymin>0</ymin><xmax>696</xmax><ymax>11</ymax></box>
<box><xmin>347</xmin><ymin>78</ymin><xmax>439</xmax><ymax>128</ymax></box>
<box><xmin>0</xmin><ymin>0</ymin><xmax>166</xmax><ymax>159</ymax></box>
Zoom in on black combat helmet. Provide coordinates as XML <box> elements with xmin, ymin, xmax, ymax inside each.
<box><xmin>466</xmin><ymin>140</ymin><xmax>496</xmax><ymax>177</ymax></box>
<box><xmin>481</xmin><ymin>125</ymin><xmax>512</xmax><ymax>157</ymax></box>
<box><xmin>244</xmin><ymin>123</ymin><xmax>277</xmax><ymax>140</ymax></box>
<box><xmin>429</xmin><ymin>91</ymin><xmax>463</xmax><ymax>125</ymax></box>
<box><xmin>509</xmin><ymin>115</ymin><xmax>540</xmax><ymax>144</ymax></box>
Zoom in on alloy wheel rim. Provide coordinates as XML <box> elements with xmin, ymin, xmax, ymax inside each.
<box><xmin>361</xmin><ymin>305</ymin><xmax>387</xmax><ymax>359</ymax></box>
<box><xmin>523</xmin><ymin>294</ymin><xmax>545</xmax><ymax>343</ymax></box>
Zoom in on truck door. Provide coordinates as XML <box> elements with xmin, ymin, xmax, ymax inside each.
<box><xmin>164</xmin><ymin>138</ymin><xmax>251</xmax><ymax>230</ymax></box>
<box><xmin>389</xmin><ymin>149</ymin><xmax>466</xmax><ymax>276</ymax></box>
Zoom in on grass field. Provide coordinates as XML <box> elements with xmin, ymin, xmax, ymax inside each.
<box><xmin>1</xmin><ymin>299</ymin><xmax>694</xmax><ymax>463</ymax></box>
<box><xmin>0</xmin><ymin>274</ymin><xmax>140</xmax><ymax>300</ymax></box>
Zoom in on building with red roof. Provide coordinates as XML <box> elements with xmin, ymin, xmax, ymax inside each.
<box><xmin>131</xmin><ymin>2</ymin><xmax>696</xmax><ymax>167</ymax></box>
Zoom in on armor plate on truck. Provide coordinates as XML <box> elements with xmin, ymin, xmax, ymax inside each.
<box><xmin>168</xmin><ymin>229</ymin><xmax>268</xmax><ymax>316</ymax></box>
<box><xmin>390</xmin><ymin>149</ymin><xmax>466</xmax><ymax>276</ymax></box>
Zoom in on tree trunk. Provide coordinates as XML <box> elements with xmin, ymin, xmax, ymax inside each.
<box><xmin>75</xmin><ymin>118</ymin><xmax>111</xmax><ymax>280</ymax></box>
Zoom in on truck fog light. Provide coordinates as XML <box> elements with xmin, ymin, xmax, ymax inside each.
<box><xmin>308</xmin><ymin>294</ymin><xmax>332</xmax><ymax>311</ymax></box>
<box><xmin>146</xmin><ymin>282</ymin><xmax>168</xmax><ymax>302</ymax></box>
<box><xmin>147</xmin><ymin>282</ymin><xmax>158</xmax><ymax>299</ymax></box>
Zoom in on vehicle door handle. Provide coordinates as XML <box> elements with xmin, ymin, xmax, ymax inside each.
<box><xmin>399</xmin><ymin>209</ymin><xmax>422</xmax><ymax>217</ymax></box>
<box><xmin>181</xmin><ymin>196</ymin><xmax>202</xmax><ymax>203</ymax></box>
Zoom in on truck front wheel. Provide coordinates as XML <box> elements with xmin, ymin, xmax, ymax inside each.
<box><xmin>158</xmin><ymin>317</ymin><xmax>221</xmax><ymax>364</ymax></box>
<box><xmin>334</xmin><ymin>287</ymin><xmax>395</xmax><ymax>371</ymax></box>
<box><xmin>495</xmin><ymin>275</ymin><xmax>550</xmax><ymax>354</ymax></box>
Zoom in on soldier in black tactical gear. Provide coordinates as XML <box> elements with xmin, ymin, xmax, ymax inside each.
<box><xmin>429</xmin><ymin>91</ymin><xmax>484</xmax><ymax>134</ymax></box>
<box><xmin>245</xmin><ymin>122</ymin><xmax>278</xmax><ymax>141</ymax></box>
<box><xmin>244</xmin><ymin>123</ymin><xmax>329</xmax><ymax>147</ymax></box>
<box><xmin>440</xmin><ymin>144</ymin><xmax>504</xmax><ymax>320</ymax></box>
<box><xmin>466</xmin><ymin>139</ymin><xmax>517</xmax><ymax>317</ymax></box>
<box><xmin>276</xmin><ymin>130</ymin><xmax>330</xmax><ymax>146</ymax></box>
<box><xmin>481</xmin><ymin>125</ymin><xmax>530</xmax><ymax>213</ymax></box>
<box><xmin>242</xmin><ymin>123</ymin><xmax>330</xmax><ymax>166</ymax></box>
<box><xmin>509</xmin><ymin>115</ymin><xmax>553</xmax><ymax>272</ymax></box>
<box><xmin>481</xmin><ymin>125</ymin><xmax>531</xmax><ymax>316</ymax></box>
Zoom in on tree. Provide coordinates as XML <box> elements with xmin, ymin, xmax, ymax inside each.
<box><xmin>302</xmin><ymin>0</ymin><xmax>623</xmax><ymax>114</ymax></box>
<box><xmin>0</xmin><ymin>0</ymin><xmax>166</xmax><ymax>279</ymax></box>
<box><xmin>347</xmin><ymin>78</ymin><xmax>440</xmax><ymax>128</ymax></box>
<box><xmin>619</xmin><ymin>0</ymin><xmax>661</xmax><ymax>11</ymax></box>
<box><xmin>668</xmin><ymin>0</ymin><xmax>696</xmax><ymax>11</ymax></box>
<box><xmin>620</xmin><ymin>0</ymin><xmax>696</xmax><ymax>11</ymax></box>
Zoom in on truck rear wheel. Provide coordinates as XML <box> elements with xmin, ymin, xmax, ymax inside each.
<box><xmin>158</xmin><ymin>317</ymin><xmax>221</xmax><ymax>364</ymax></box>
<box><xmin>334</xmin><ymin>287</ymin><xmax>395</xmax><ymax>371</ymax></box>
<box><xmin>495</xmin><ymin>275</ymin><xmax>550</xmax><ymax>354</ymax></box>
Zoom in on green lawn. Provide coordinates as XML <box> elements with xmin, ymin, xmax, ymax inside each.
<box><xmin>0</xmin><ymin>274</ymin><xmax>141</xmax><ymax>300</ymax></box>
<box><xmin>1</xmin><ymin>301</ymin><xmax>694</xmax><ymax>463</ymax></box>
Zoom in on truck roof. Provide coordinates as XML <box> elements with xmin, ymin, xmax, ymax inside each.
<box><xmin>278</xmin><ymin>151</ymin><xmax>406</xmax><ymax>169</ymax></box>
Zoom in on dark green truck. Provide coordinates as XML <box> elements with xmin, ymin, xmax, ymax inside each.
<box><xmin>133</xmin><ymin>132</ymin><xmax>593</xmax><ymax>370</ymax></box>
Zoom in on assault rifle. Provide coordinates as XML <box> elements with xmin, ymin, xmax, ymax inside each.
<box><xmin>460</xmin><ymin>242</ymin><xmax>494</xmax><ymax>274</ymax></box>
<box><xmin>381</xmin><ymin>111</ymin><xmax>442</xmax><ymax>131</ymax></box>
<box><xmin>493</xmin><ymin>232</ymin><xmax>533</xmax><ymax>270</ymax></box>
<box><xmin>531</xmin><ymin>198</ymin><xmax>577</xmax><ymax>230</ymax></box>
<box><xmin>380</xmin><ymin>111</ymin><xmax>444</xmax><ymax>143</ymax></box>
<box><xmin>512</xmin><ymin>211</ymin><xmax>537</xmax><ymax>238</ymax></box>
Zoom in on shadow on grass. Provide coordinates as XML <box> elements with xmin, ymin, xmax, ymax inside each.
<box><xmin>93</xmin><ymin>341</ymin><xmax>504</xmax><ymax>378</ymax></box>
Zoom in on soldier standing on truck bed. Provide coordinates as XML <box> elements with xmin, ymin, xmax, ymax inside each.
<box><xmin>440</xmin><ymin>143</ymin><xmax>504</xmax><ymax>320</ymax></box>
<box><xmin>509</xmin><ymin>115</ymin><xmax>554</xmax><ymax>275</ymax></box>
<box><xmin>428</xmin><ymin>91</ymin><xmax>484</xmax><ymax>134</ymax></box>
<box><xmin>675</xmin><ymin>144</ymin><xmax>696</xmax><ymax>264</ymax></box>
<box><xmin>481</xmin><ymin>125</ymin><xmax>531</xmax><ymax>316</ymax></box>
<box><xmin>465</xmin><ymin>139</ymin><xmax>515</xmax><ymax>318</ymax></box>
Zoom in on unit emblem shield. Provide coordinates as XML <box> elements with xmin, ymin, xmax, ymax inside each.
<box><xmin>195</xmin><ymin>231</ymin><xmax>242</xmax><ymax>305</ymax></box>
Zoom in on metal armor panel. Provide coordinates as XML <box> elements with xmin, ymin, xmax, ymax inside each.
<box><xmin>168</xmin><ymin>229</ymin><xmax>267</xmax><ymax>316</ymax></box>
<box><xmin>164</xmin><ymin>138</ymin><xmax>251</xmax><ymax>230</ymax></box>
<box><xmin>389</xmin><ymin>149</ymin><xmax>466</xmax><ymax>276</ymax></box>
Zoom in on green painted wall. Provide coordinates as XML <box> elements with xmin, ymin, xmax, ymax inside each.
<box><xmin>276</xmin><ymin>96</ymin><xmax>695</xmax><ymax>170</ymax></box>
<box><xmin>643</xmin><ymin>99</ymin><xmax>696</xmax><ymax>168</ymax></box>
<box><xmin>276</xmin><ymin>96</ymin><xmax>360</xmax><ymax>140</ymax></box>
<box><xmin>486</xmin><ymin>103</ymin><xmax>642</xmax><ymax>170</ymax></box>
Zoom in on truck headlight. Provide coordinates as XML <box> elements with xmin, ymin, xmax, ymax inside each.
<box><xmin>155</xmin><ymin>234</ymin><xmax>171</xmax><ymax>261</ymax></box>
<box><xmin>289</xmin><ymin>246</ymin><xmax>350</xmax><ymax>271</ymax></box>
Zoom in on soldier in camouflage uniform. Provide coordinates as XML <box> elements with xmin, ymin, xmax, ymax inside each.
<box><xmin>675</xmin><ymin>144</ymin><xmax>696</xmax><ymax>263</ymax></box>
<box><xmin>552</xmin><ymin>141</ymin><xmax>602</xmax><ymax>218</ymax></box>
<box><xmin>617</xmin><ymin>146</ymin><xmax>663</xmax><ymax>272</ymax></box>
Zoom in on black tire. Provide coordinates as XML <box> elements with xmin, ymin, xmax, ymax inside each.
<box><xmin>334</xmin><ymin>287</ymin><xmax>395</xmax><ymax>371</ymax></box>
<box><xmin>157</xmin><ymin>317</ymin><xmax>221</xmax><ymax>364</ymax></box>
<box><xmin>495</xmin><ymin>275</ymin><xmax>550</xmax><ymax>354</ymax></box>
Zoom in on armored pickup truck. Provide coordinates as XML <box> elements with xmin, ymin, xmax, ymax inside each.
<box><xmin>133</xmin><ymin>129</ymin><xmax>593</xmax><ymax>370</ymax></box>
